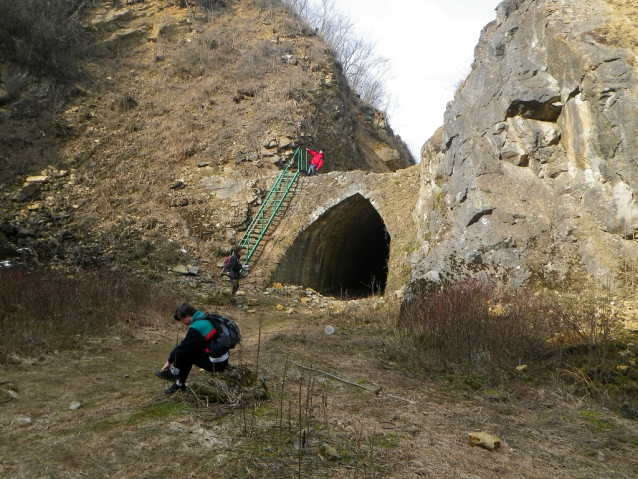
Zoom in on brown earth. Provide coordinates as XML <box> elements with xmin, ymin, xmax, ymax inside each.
<box><xmin>0</xmin><ymin>0</ymin><xmax>413</xmax><ymax>285</ymax></box>
<box><xmin>2</xmin><ymin>294</ymin><xmax>638</xmax><ymax>478</ymax></box>
<box><xmin>589</xmin><ymin>0</ymin><xmax>638</xmax><ymax>52</ymax></box>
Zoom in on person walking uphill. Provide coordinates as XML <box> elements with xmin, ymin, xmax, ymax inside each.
<box><xmin>155</xmin><ymin>303</ymin><xmax>230</xmax><ymax>394</ymax></box>
<box><xmin>306</xmin><ymin>148</ymin><xmax>324</xmax><ymax>176</ymax></box>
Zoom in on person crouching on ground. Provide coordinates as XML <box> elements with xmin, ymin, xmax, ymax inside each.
<box><xmin>306</xmin><ymin>148</ymin><xmax>324</xmax><ymax>176</ymax></box>
<box><xmin>155</xmin><ymin>302</ymin><xmax>229</xmax><ymax>394</ymax></box>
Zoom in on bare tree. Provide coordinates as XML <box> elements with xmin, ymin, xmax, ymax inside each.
<box><xmin>285</xmin><ymin>0</ymin><xmax>311</xmax><ymax>16</ymax></box>
<box><xmin>284</xmin><ymin>0</ymin><xmax>392</xmax><ymax>111</ymax></box>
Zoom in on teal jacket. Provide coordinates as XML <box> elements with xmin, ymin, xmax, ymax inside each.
<box><xmin>189</xmin><ymin>311</ymin><xmax>215</xmax><ymax>339</ymax></box>
<box><xmin>168</xmin><ymin>311</ymin><xmax>217</xmax><ymax>363</ymax></box>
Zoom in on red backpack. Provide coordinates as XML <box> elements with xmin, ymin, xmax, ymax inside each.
<box><xmin>223</xmin><ymin>255</ymin><xmax>231</xmax><ymax>271</ymax></box>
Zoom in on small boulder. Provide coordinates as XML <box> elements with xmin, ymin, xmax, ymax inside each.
<box><xmin>26</xmin><ymin>175</ymin><xmax>48</xmax><ymax>183</ymax></box>
<box><xmin>172</xmin><ymin>265</ymin><xmax>190</xmax><ymax>275</ymax></box>
<box><xmin>469</xmin><ymin>432</ymin><xmax>501</xmax><ymax>451</ymax></box>
<box><xmin>169</xmin><ymin>179</ymin><xmax>186</xmax><ymax>189</ymax></box>
<box><xmin>320</xmin><ymin>443</ymin><xmax>340</xmax><ymax>461</ymax></box>
<box><xmin>11</xmin><ymin>416</ymin><xmax>32</xmax><ymax>427</ymax></box>
<box><xmin>0</xmin><ymin>387</ymin><xmax>18</xmax><ymax>402</ymax></box>
<box><xmin>13</xmin><ymin>183</ymin><xmax>42</xmax><ymax>202</ymax></box>
<box><xmin>278</xmin><ymin>137</ymin><xmax>292</xmax><ymax>149</ymax></box>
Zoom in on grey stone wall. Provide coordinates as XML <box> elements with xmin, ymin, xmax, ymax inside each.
<box><xmin>412</xmin><ymin>0</ymin><xmax>638</xmax><ymax>290</ymax></box>
<box><xmin>256</xmin><ymin>167</ymin><xmax>421</xmax><ymax>296</ymax></box>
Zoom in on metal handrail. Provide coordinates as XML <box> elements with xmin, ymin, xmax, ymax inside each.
<box><xmin>238</xmin><ymin>147</ymin><xmax>307</xmax><ymax>263</ymax></box>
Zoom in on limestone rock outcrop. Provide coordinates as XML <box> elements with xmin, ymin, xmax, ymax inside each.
<box><xmin>413</xmin><ymin>0</ymin><xmax>638</xmax><ymax>289</ymax></box>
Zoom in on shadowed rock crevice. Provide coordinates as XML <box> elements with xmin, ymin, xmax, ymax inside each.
<box><xmin>505</xmin><ymin>97</ymin><xmax>562</xmax><ymax>121</ymax></box>
<box><xmin>274</xmin><ymin>193</ymin><xmax>390</xmax><ymax>297</ymax></box>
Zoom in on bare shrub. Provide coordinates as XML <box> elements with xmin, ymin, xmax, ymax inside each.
<box><xmin>286</xmin><ymin>0</ymin><xmax>392</xmax><ymax>110</ymax></box>
<box><xmin>255</xmin><ymin>0</ymin><xmax>310</xmax><ymax>37</ymax></box>
<box><xmin>169</xmin><ymin>26</ymin><xmax>239</xmax><ymax>78</ymax></box>
<box><xmin>197</xmin><ymin>0</ymin><xmax>230</xmax><ymax>11</ymax></box>
<box><xmin>256</xmin><ymin>0</ymin><xmax>285</xmax><ymax>10</ymax></box>
<box><xmin>0</xmin><ymin>267</ymin><xmax>176</xmax><ymax>363</ymax></box>
<box><xmin>397</xmin><ymin>279</ymin><xmax>565</xmax><ymax>374</ymax></box>
<box><xmin>168</xmin><ymin>0</ymin><xmax>233</xmax><ymax>9</ymax></box>
<box><xmin>236</xmin><ymin>40</ymin><xmax>295</xmax><ymax>79</ymax></box>
<box><xmin>394</xmin><ymin>279</ymin><xmax>629</xmax><ymax>396</ymax></box>
<box><xmin>547</xmin><ymin>292</ymin><xmax>624</xmax><ymax>385</ymax></box>
<box><xmin>0</xmin><ymin>0</ymin><xmax>91</xmax><ymax>80</ymax></box>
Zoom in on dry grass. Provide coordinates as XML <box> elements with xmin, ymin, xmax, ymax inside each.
<box><xmin>0</xmin><ymin>0</ymin><xmax>91</xmax><ymax>79</ymax></box>
<box><xmin>1</xmin><ymin>293</ymin><xmax>638</xmax><ymax>478</ymax></box>
<box><xmin>396</xmin><ymin>280</ymin><xmax>558</xmax><ymax>374</ymax></box>
<box><xmin>0</xmin><ymin>267</ymin><xmax>177</xmax><ymax>363</ymax></box>
<box><xmin>0</xmin><ymin>0</ymin><xmax>389</xmax><ymax>286</ymax></box>
<box><xmin>388</xmin><ymin>280</ymin><xmax>637</xmax><ymax>406</ymax></box>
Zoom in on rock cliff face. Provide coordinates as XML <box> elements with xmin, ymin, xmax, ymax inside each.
<box><xmin>413</xmin><ymin>0</ymin><xmax>638</xmax><ymax>290</ymax></box>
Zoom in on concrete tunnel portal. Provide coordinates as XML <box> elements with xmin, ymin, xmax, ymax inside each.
<box><xmin>274</xmin><ymin>194</ymin><xmax>390</xmax><ymax>297</ymax></box>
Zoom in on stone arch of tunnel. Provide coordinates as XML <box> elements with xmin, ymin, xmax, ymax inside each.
<box><xmin>273</xmin><ymin>193</ymin><xmax>390</xmax><ymax>296</ymax></box>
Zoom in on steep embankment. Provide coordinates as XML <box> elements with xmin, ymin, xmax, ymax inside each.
<box><xmin>413</xmin><ymin>0</ymin><xmax>638</xmax><ymax>290</ymax></box>
<box><xmin>0</xmin><ymin>0</ymin><xmax>412</xmax><ymax>284</ymax></box>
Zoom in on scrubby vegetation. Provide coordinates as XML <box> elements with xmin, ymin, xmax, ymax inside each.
<box><xmin>388</xmin><ymin>279</ymin><xmax>637</xmax><ymax>406</ymax></box>
<box><xmin>0</xmin><ymin>267</ymin><xmax>176</xmax><ymax>363</ymax></box>
<box><xmin>0</xmin><ymin>0</ymin><xmax>391</xmax><ymax>109</ymax></box>
<box><xmin>0</xmin><ymin>0</ymin><xmax>92</xmax><ymax>80</ymax></box>
<box><xmin>397</xmin><ymin>280</ymin><xmax>567</xmax><ymax>372</ymax></box>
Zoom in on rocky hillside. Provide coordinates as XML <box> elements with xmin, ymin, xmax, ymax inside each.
<box><xmin>0</xmin><ymin>0</ymin><xmax>413</xmax><ymax>281</ymax></box>
<box><xmin>7</xmin><ymin>0</ymin><xmax>638</xmax><ymax>298</ymax></box>
<box><xmin>412</xmin><ymin>0</ymin><xmax>638</xmax><ymax>291</ymax></box>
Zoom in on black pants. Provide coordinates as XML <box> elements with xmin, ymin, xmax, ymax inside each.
<box><xmin>173</xmin><ymin>348</ymin><xmax>228</xmax><ymax>384</ymax></box>
<box><xmin>231</xmin><ymin>278</ymin><xmax>240</xmax><ymax>295</ymax></box>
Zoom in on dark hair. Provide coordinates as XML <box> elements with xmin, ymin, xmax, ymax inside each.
<box><xmin>232</xmin><ymin>245</ymin><xmax>244</xmax><ymax>254</ymax></box>
<box><xmin>174</xmin><ymin>302</ymin><xmax>197</xmax><ymax>321</ymax></box>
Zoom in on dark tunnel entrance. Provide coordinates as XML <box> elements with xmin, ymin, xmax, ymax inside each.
<box><xmin>274</xmin><ymin>194</ymin><xmax>390</xmax><ymax>297</ymax></box>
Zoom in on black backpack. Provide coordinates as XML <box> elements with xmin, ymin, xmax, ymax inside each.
<box><xmin>205</xmin><ymin>313</ymin><xmax>242</xmax><ymax>350</ymax></box>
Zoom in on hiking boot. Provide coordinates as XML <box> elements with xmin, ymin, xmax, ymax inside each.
<box><xmin>155</xmin><ymin>369</ymin><xmax>178</xmax><ymax>381</ymax></box>
<box><xmin>165</xmin><ymin>383</ymin><xmax>186</xmax><ymax>394</ymax></box>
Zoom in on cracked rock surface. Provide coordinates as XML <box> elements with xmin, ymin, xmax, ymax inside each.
<box><xmin>413</xmin><ymin>0</ymin><xmax>638</xmax><ymax>290</ymax></box>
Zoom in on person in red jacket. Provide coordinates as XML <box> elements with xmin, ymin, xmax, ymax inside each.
<box><xmin>306</xmin><ymin>148</ymin><xmax>324</xmax><ymax>176</ymax></box>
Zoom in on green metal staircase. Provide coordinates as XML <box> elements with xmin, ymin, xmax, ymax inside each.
<box><xmin>238</xmin><ymin>147</ymin><xmax>308</xmax><ymax>263</ymax></box>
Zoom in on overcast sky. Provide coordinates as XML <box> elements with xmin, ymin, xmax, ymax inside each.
<box><xmin>328</xmin><ymin>0</ymin><xmax>502</xmax><ymax>159</ymax></box>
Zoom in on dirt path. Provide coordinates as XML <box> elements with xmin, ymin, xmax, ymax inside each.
<box><xmin>1</xmin><ymin>299</ymin><xmax>638</xmax><ymax>478</ymax></box>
